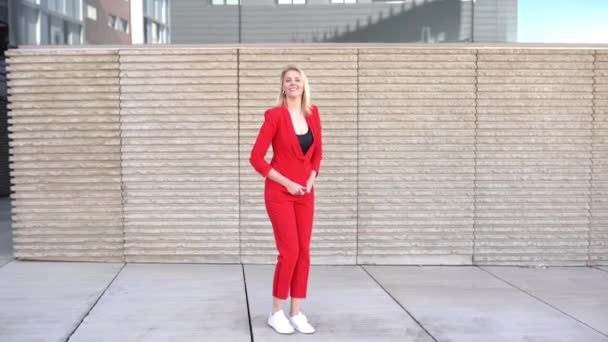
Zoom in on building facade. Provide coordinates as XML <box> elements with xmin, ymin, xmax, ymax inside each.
<box><xmin>83</xmin><ymin>0</ymin><xmax>130</xmax><ymax>44</ymax></box>
<box><xmin>143</xmin><ymin>0</ymin><xmax>169</xmax><ymax>44</ymax></box>
<box><xmin>10</xmin><ymin>0</ymin><xmax>83</xmax><ymax>45</ymax></box>
<box><xmin>0</xmin><ymin>0</ymin><xmax>8</xmax><ymax>197</ymax></box>
<box><xmin>7</xmin><ymin>0</ymin><xmax>169</xmax><ymax>45</ymax></box>
<box><xmin>171</xmin><ymin>0</ymin><xmax>517</xmax><ymax>44</ymax></box>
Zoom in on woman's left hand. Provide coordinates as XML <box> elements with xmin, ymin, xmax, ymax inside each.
<box><xmin>305</xmin><ymin>176</ymin><xmax>315</xmax><ymax>193</ymax></box>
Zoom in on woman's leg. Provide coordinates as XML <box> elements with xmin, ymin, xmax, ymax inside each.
<box><xmin>272</xmin><ymin>297</ymin><xmax>283</xmax><ymax>314</ymax></box>
<box><xmin>265</xmin><ymin>193</ymin><xmax>299</xmax><ymax>302</ymax></box>
<box><xmin>288</xmin><ymin>195</ymin><xmax>317</xmax><ymax>335</ymax></box>
<box><xmin>290</xmin><ymin>297</ymin><xmax>303</xmax><ymax>316</ymax></box>
<box><xmin>289</xmin><ymin>192</ymin><xmax>315</xmax><ymax>312</ymax></box>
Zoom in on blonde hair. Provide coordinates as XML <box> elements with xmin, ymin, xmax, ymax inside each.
<box><xmin>276</xmin><ymin>64</ymin><xmax>312</xmax><ymax>115</ymax></box>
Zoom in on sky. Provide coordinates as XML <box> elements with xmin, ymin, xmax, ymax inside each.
<box><xmin>518</xmin><ymin>0</ymin><xmax>608</xmax><ymax>43</ymax></box>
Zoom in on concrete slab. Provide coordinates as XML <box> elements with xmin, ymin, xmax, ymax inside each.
<box><xmin>0</xmin><ymin>261</ymin><xmax>122</xmax><ymax>342</ymax></box>
<box><xmin>483</xmin><ymin>266</ymin><xmax>608</xmax><ymax>336</ymax></box>
<box><xmin>0</xmin><ymin>196</ymin><xmax>12</xmax><ymax>265</ymax></box>
<box><xmin>365</xmin><ymin>266</ymin><xmax>608</xmax><ymax>342</ymax></box>
<box><xmin>69</xmin><ymin>264</ymin><xmax>251</xmax><ymax>342</ymax></box>
<box><xmin>244</xmin><ymin>265</ymin><xmax>433</xmax><ymax>342</ymax></box>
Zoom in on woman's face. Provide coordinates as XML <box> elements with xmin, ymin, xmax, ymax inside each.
<box><xmin>282</xmin><ymin>70</ymin><xmax>304</xmax><ymax>99</ymax></box>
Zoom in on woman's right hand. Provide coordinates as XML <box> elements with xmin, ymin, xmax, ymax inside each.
<box><xmin>286</xmin><ymin>181</ymin><xmax>306</xmax><ymax>195</ymax></box>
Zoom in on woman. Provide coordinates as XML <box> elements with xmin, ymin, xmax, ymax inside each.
<box><xmin>249</xmin><ymin>65</ymin><xmax>322</xmax><ymax>334</ymax></box>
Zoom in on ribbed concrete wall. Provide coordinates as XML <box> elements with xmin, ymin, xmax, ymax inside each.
<box><xmin>358</xmin><ymin>48</ymin><xmax>476</xmax><ymax>264</ymax></box>
<box><xmin>475</xmin><ymin>49</ymin><xmax>594</xmax><ymax>266</ymax></box>
<box><xmin>6</xmin><ymin>45</ymin><xmax>607</xmax><ymax>266</ymax></box>
<box><xmin>7</xmin><ymin>49</ymin><xmax>123</xmax><ymax>261</ymax></box>
<box><xmin>119</xmin><ymin>48</ymin><xmax>240</xmax><ymax>263</ymax></box>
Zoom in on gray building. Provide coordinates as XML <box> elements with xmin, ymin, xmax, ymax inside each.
<box><xmin>171</xmin><ymin>0</ymin><xmax>517</xmax><ymax>44</ymax></box>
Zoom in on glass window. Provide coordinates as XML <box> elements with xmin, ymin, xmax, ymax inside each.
<box><xmin>278</xmin><ymin>0</ymin><xmax>305</xmax><ymax>4</ymax></box>
<box><xmin>144</xmin><ymin>0</ymin><xmax>151</xmax><ymax>16</ymax></box>
<box><xmin>150</xmin><ymin>21</ymin><xmax>158</xmax><ymax>43</ymax></box>
<box><xmin>121</xmin><ymin>18</ymin><xmax>129</xmax><ymax>33</ymax></box>
<box><xmin>86</xmin><ymin>5</ymin><xmax>97</xmax><ymax>21</ymax></box>
<box><xmin>48</xmin><ymin>0</ymin><xmax>66</xmax><ymax>14</ymax></box>
<box><xmin>66</xmin><ymin>0</ymin><xmax>76</xmax><ymax>18</ymax></box>
<box><xmin>47</xmin><ymin>0</ymin><xmax>56</xmax><ymax>12</ymax></box>
<box><xmin>66</xmin><ymin>22</ymin><xmax>81</xmax><ymax>44</ymax></box>
<box><xmin>143</xmin><ymin>0</ymin><xmax>169</xmax><ymax>23</ymax></box>
<box><xmin>212</xmin><ymin>0</ymin><xmax>240</xmax><ymax>5</ymax></box>
<box><xmin>155</xmin><ymin>0</ymin><xmax>162</xmax><ymax>20</ymax></box>
<box><xmin>145</xmin><ymin>17</ymin><xmax>168</xmax><ymax>44</ymax></box>
<box><xmin>49</xmin><ymin>16</ymin><xmax>64</xmax><ymax>44</ymax></box>
<box><xmin>76</xmin><ymin>0</ymin><xmax>82</xmax><ymax>20</ymax></box>
<box><xmin>107</xmin><ymin>15</ymin><xmax>116</xmax><ymax>28</ymax></box>
<box><xmin>17</xmin><ymin>5</ymin><xmax>39</xmax><ymax>45</ymax></box>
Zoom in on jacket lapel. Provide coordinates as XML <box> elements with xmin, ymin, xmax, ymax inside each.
<box><xmin>284</xmin><ymin>105</ymin><xmax>316</xmax><ymax>160</ymax></box>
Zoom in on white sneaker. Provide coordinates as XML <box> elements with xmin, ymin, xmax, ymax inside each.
<box><xmin>289</xmin><ymin>312</ymin><xmax>315</xmax><ymax>334</ymax></box>
<box><xmin>267</xmin><ymin>309</ymin><xmax>295</xmax><ymax>334</ymax></box>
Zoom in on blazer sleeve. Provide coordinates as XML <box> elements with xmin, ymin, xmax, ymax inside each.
<box><xmin>311</xmin><ymin>106</ymin><xmax>323</xmax><ymax>176</ymax></box>
<box><xmin>249</xmin><ymin>109</ymin><xmax>276</xmax><ymax>177</ymax></box>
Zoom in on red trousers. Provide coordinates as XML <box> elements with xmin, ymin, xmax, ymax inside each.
<box><xmin>265</xmin><ymin>186</ymin><xmax>315</xmax><ymax>300</ymax></box>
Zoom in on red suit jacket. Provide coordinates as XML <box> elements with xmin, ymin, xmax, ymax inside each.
<box><xmin>250</xmin><ymin>104</ymin><xmax>323</xmax><ymax>193</ymax></box>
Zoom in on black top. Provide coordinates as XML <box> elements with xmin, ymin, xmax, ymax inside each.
<box><xmin>297</xmin><ymin>128</ymin><xmax>314</xmax><ymax>155</ymax></box>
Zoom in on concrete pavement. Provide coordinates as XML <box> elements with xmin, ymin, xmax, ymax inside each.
<box><xmin>68</xmin><ymin>264</ymin><xmax>251</xmax><ymax>342</ymax></box>
<box><xmin>0</xmin><ymin>196</ymin><xmax>12</xmax><ymax>268</ymax></box>
<box><xmin>1</xmin><ymin>261</ymin><xmax>607</xmax><ymax>342</ymax></box>
<box><xmin>245</xmin><ymin>265</ymin><xmax>433</xmax><ymax>342</ymax></box>
<box><xmin>365</xmin><ymin>265</ymin><xmax>608</xmax><ymax>342</ymax></box>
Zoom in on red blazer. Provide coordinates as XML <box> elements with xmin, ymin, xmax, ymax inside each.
<box><xmin>250</xmin><ymin>104</ymin><xmax>323</xmax><ymax>192</ymax></box>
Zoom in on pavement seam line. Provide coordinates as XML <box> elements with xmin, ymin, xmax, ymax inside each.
<box><xmin>478</xmin><ymin>266</ymin><xmax>608</xmax><ymax>338</ymax></box>
<box><xmin>0</xmin><ymin>259</ymin><xmax>12</xmax><ymax>269</ymax></box>
<box><xmin>592</xmin><ymin>266</ymin><xmax>608</xmax><ymax>275</ymax></box>
<box><xmin>65</xmin><ymin>263</ymin><xmax>128</xmax><ymax>342</ymax></box>
<box><xmin>241</xmin><ymin>264</ymin><xmax>254</xmax><ymax>342</ymax></box>
<box><xmin>359</xmin><ymin>265</ymin><xmax>438</xmax><ymax>342</ymax></box>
